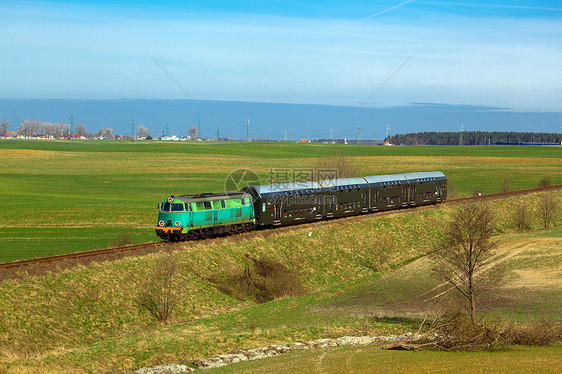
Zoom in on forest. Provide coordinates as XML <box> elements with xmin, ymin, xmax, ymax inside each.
<box><xmin>389</xmin><ymin>131</ymin><xmax>561</xmax><ymax>145</ymax></box>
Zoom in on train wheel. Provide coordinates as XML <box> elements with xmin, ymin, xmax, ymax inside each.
<box><xmin>200</xmin><ymin>228</ymin><xmax>210</xmax><ymax>239</ymax></box>
<box><xmin>242</xmin><ymin>223</ymin><xmax>253</xmax><ymax>232</ymax></box>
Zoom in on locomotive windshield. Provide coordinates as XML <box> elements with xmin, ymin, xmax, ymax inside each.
<box><xmin>160</xmin><ymin>202</ymin><xmax>185</xmax><ymax>212</ymax></box>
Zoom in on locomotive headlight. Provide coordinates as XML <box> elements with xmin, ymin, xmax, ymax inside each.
<box><xmin>175</xmin><ymin>221</ymin><xmax>181</xmax><ymax>227</ymax></box>
<box><xmin>158</xmin><ymin>220</ymin><xmax>165</xmax><ymax>227</ymax></box>
<box><xmin>168</xmin><ymin>197</ymin><xmax>174</xmax><ymax>203</ymax></box>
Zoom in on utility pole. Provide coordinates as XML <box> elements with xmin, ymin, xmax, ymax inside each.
<box><xmin>357</xmin><ymin>124</ymin><xmax>362</xmax><ymax>145</ymax></box>
<box><xmin>246</xmin><ymin>118</ymin><xmax>250</xmax><ymax>142</ymax></box>
<box><xmin>69</xmin><ymin>114</ymin><xmax>74</xmax><ymax>143</ymax></box>
<box><xmin>216</xmin><ymin>128</ymin><xmax>220</xmax><ymax>141</ymax></box>
<box><xmin>459</xmin><ymin>123</ymin><xmax>464</xmax><ymax>145</ymax></box>
<box><xmin>131</xmin><ymin>117</ymin><xmax>135</xmax><ymax>141</ymax></box>
<box><xmin>284</xmin><ymin>130</ymin><xmax>288</xmax><ymax>142</ymax></box>
<box><xmin>386</xmin><ymin>124</ymin><xmax>390</xmax><ymax>142</ymax></box>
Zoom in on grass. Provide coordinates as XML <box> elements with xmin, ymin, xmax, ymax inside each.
<box><xmin>205</xmin><ymin>343</ymin><xmax>562</xmax><ymax>374</ymax></box>
<box><xmin>0</xmin><ymin>191</ymin><xmax>560</xmax><ymax>373</ymax></box>
<box><xmin>1</xmin><ymin>140</ymin><xmax>561</xmax><ymax>261</ymax></box>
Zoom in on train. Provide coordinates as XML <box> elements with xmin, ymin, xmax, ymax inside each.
<box><xmin>155</xmin><ymin>171</ymin><xmax>447</xmax><ymax>241</ymax></box>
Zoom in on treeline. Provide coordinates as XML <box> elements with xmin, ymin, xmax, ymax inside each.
<box><xmin>0</xmin><ymin>118</ymin><xmax>152</xmax><ymax>139</ymax></box>
<box><xmin>390</xmin><ymin>131</ymin><xmax>561</xmax><ymax>145</ymax></box>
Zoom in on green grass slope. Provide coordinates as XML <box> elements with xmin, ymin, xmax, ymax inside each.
<box><xmin>0</xmin><ymin>191</ymin><xmax>560</xmax><ymax>373</ymax></box>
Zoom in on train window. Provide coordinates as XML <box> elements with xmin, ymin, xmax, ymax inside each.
<box><xmin>262</xmin><ymin>203</ymin><xmax>266</xmax><ymax>212</ymax></box>
<box><xmin>171</xmin><ymin>203</ymin><xmax>184</xmax><ymax>212</ymax></box>
<box><xmin>196</xmin><ymin>202</ymin><xmax>205</xmax><ymax>211</ymax></box>
<box><xmin>220</xmin><ymin>200</ymin><xmax>226</xmax><ymax>209</ymax></box>
<box><xmin>161</xmin><ymin>202</ymin><xmax>170</xmax><ymax>211</ymax></box>
<box><xmin>204</xmin><ymin>201</ymin><xmax>212</xmax><ymax>210</ymax></box>
<box><xmin>241</xmin><ymin>198</ymin><xmax>246</xmax><ymax>206</ymax></box>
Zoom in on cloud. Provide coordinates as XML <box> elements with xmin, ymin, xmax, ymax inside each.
<box><xmin>359</xmin><ymin>0</ymin><xmax>416</xmax><ymax>22</ymax></box>
<box><xmin>0</xmin><ymin>2</ymin><xmax>561</xmax><ymax>111</ymax></box>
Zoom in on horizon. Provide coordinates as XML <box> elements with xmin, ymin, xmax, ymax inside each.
<box><xmin>1</xmin><ymin>99</ymin><xmax>561</xmax><ymax>140</ymax></box>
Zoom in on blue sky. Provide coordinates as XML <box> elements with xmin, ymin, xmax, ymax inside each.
<box><xmin>1</xmin><ymin>1</ymin><xmax>561</xmax><ymax>112</ymax></box>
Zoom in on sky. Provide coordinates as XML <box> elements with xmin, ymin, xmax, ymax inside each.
<box><xmin>1</xmin><ymin>1</ymin><xmax>561</xmax><ymax>112</ymax></box>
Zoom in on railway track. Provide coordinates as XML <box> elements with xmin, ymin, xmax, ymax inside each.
<box><xmin>1</xmin><ymin>184</ymin><xmax>560</xmax><ymax>274</ymax></box>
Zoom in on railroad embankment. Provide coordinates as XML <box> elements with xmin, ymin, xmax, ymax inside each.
<box><xmin>0</xmin><ymin>190</ymin><xmax>560</xmax><ymax>373</ymax></box>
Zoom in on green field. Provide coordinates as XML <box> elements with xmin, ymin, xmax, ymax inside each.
<box><xmin>1</xmin><ymin>140</ymin><xmax>560</xmax><ymax>262</ymax></box>
<box><xmin>0</xmin><ymin>140</ymin><xmax>560</xmax><ymax>373</ymax></box>
<box><xmin>205</xmin><ymin>344</ymin><xmax>562</xmax><ymax>374</ymax></box>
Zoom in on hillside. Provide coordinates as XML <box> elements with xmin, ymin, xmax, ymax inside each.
<box><xmin>0</xmin><ymin>191</ymin><xmax>560</xmax><ymax>373</ymax></box>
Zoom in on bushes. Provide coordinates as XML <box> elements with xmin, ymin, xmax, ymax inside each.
<box><xmin>139</xmin><ymin>254</ymin><xmax>183</xmax><ymax>324</ymax></box>
<box><xmin>508</xmin><ymin>320</ymin><xmax>562</xmax><ymax>346</ymax></box>
<box><xmin>209</xmin><ymin>255</ymin><xmax>305</xmax><ymax>303</ymax></box>
<box><xmin>512</xmin><ymin>200</ymin><xmax>532</xmax><ymax>231</ymax></box>
<box><xmin>238</xmin><ymin>255</ymin><xmax>306</xmax><ymax>303</ymax></box>
<box><xmin>401</xmin><ymin>310</ymin><xmax>561</xmax><ymax>352</ymax></box>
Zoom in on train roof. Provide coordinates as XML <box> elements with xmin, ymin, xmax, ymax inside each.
<box><xmin>403</xmin><ymin>171</ymin><xmax>447</xmax><ymax>182</ymax></box>
<box><xmin>319</xmin><ymin>177</ymin><xmax>370</xmax><ymax>190</ymax></box>
<box><xmin>242</xmin><ymin>181</ymin><xmax>324</xmax><ymax>198</ymax></box>
<box><xmin>173</xmin><ymin>191</ymin><xmax>251</xmax><ymax>203</ymax></box>
<box><xmin>244</xmin><ymin>171</ymin><xmax>447</xmax><ymax>198</ymax></box>
<box><xmin>363</xmin><ymin>174</ymin><xmax>409</xmax><ymax>186</ymax></box>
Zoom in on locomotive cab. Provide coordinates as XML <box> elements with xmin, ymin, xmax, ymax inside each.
<box><xmin>155</xmin><ymin>197</ymin><xmax>191</xmax><ymax>240</ymax></box>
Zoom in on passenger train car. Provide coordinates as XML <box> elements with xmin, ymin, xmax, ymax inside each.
<box><xmin>155</xmin><ymin>171</ymin><xmax>447</xmax><ymax>241</ymax></box>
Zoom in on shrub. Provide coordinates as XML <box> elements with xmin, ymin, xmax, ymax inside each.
<box><xmin>538</xmin><ymin>176</ymin><xmax>552</xmax><ymax>188</ymax></box>
<box><xmin>447</xmin><ymin>179</ymin><xmax>459</xmax><ymax>199</ymax></box>
<box><xmin>314</xmin><ymin>153</ymin><xmax>360</xmax><ymax>179</ymax></box>
<box><xmin>238</xmin><ymin>254</ymin><xmax>305</xmax><ymax>303</ymax></box>
<box><xmin>360</xmin><ymin>233</ymin><xmax>392</xmax><ymax>272</ymax></box>
<box><xmin>501</xmin><ymin>175</ymin><xmax>511</xmax><ymax>193</ymax></box>
<box><xmin>111</xmin><ymin>231</ymin><xmax>132</xmax><ymax>247</ymax></box>
<box><xmin>472</xmin><ymin>186</ymin><xmax>483</xmax><ymax>197</ymax></box>
<box><xmin>538</xmin><ymin>192</ymin><xmax>558</xmax><ymax>228</ymax></box>
<box><xmin>139</xmin><ymin>254</ymin><xmax>182</xmax><ymax>324</ymax></box>
<box><xmin>512</xmin><ymin>200</ymin><xmax>532</xmax><ymax>231</ymax></box>
<box><xmin>508</xmin><ymin>320</ymin><xmax>561</xmax><ymax>346</ymax></box>
<box><xmin>411</xmin><ymin>309</ymin><xmax>511</xmax><ymax>351</ymax></box>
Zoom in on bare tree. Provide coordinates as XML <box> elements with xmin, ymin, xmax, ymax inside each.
<box><xmin>432</xmin><ymin>203</ymin><xmax>498</xmax><ymax>325</ymax></box>
<box><xmin>0</xmin><ymin>119</ymin><xmax>9</xmax><ymax>138</ymax></box>
<box><xmin>139</xmin><ymin>254</ymin><xmax>183</xmax><ymax>324</ymax></box>
<box><xmin>18</xmin><ymin>119</ymin><xmax>40</xmax><ymax>138</ymax></box>
<box><xmin>75</xmin><ymin>123</ymin><xmax>87</xmax><ymax>138</ymax></box>
<box><xmin>135</xmin><ymin>125</ymin><xmax>151</xmax><ymax>138</ymax></box>
<box><xmin>314</xmin><ymin>152</ymin><xmax>360</xmax><ymax>179</ymax></box>
<box><xmin>188</xmin><ymin>126</ymin><xmax>198</xmax><ymax>140</ymax></box>
<box><xmin>513</xmin><ymin>200</ymin><xmax>532</xmax><ymax>231</ymax></box>
<box><xmin>97</xmin><ymin>127</ymin><xmax>114</xmax><ymax>139</ymax></box>
<box><xmin>500</xmin><ymin>175</ymin><xmax>511</xmax><ymax>193</ymax></box>
<box><xmin>537</xmin><ymin>192</ymin><xmax>558</xmax><ymax>229</ymax></box>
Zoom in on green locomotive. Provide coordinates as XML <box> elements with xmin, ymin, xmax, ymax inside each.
<box><xmin>155</xmin><ymin>192</ymin><xmax>255</xmax><ymax>240</ymax></box>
